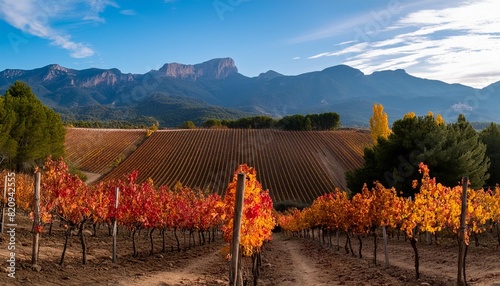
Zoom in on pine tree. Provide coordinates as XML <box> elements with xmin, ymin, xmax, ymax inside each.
<box><xmin>0</xmin><ymin>81</ymin><xmax>65</xmax><ymax>171</ymax></box>
<box><xmin>0</xmin><ymin>95</ymin><xmax>17</xmax><ymax>165</ymax></box>
<box><xmin>430</xmin><ymin>114</ymin><xmax>489</xmax><ymax>188</ymax></box>
<box><xmin>369</xmin><ymin>103</ymin><xmax>391</xmax><ymax>144</ymax></box>
<box><xmin>347</xmin><ymin>113</ymin><xmax>489</xmax><ymax>196</ymax></box>
<box><xmin>480</xmin><ymin>123</ymin><xmax>500</xmax><ymax>186</ymax></box>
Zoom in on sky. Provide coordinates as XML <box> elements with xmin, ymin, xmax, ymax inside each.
<box><xmin>0</xmin><ymin>0</ymin><xmax>499</xmax><ymax>88</ymax></box>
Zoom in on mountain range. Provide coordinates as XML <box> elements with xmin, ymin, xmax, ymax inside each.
<box><xmin>1</xmin><ymin>57</ymin><xmax>499</xmax><ymax>127</ymax></box>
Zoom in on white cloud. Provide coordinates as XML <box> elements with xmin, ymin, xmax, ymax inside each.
<box><xmin>292</xmin><ymin>56</ymin><xmax>301</xmax><ymax>60</ymax></box>
<box><xmin>336</xmin><ymin>40</ymin><xmax>357</xmax><ymax>46</ymax></box>
<box><xmin>120</xmin><ymin>9</ymin><xmax>137</xmax><ymax>16</ymax></box>
<box><xmin>290</xmin><ymin>0</ymin><xmax>410</xmax><ymax>44</ymax></box>
<box><xmin>305</xmin><ymin>0</ymin><xmax>500</xmax><ymax>88</ymax></box>
<box><xmin>309</xmin><ymin>42</ymin><xmax>369</xmax><ymax>59</ymax></box>
<box><xmin>83</xmin><ymin>0</ymin><xmax>119</xmax><ymax>22</ymax></box>
<box><xmin>50</xmin><ymin>34</ymin><xmax>95</xmax><ymax>58</ymax></box>
<box><xmin>290</xmin><ymin>13</ymin><xmax>379</xmax><ymax>44</ymax></box>
<box><xmin>0</xmin><ymin>0</ymin><xmax>118</xmax><ymax>58</ymax></box>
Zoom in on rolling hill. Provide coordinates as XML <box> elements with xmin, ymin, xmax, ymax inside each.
<box><xmin>64</xmin><ymin>128</ymin><xmax>372</xmax><ymax>204</ymax></box>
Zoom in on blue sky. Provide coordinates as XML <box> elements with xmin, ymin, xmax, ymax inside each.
<box><xmin>0</xmin><ymin>0</ymin><xmax>499</xmax><ymax>88</ymax></box>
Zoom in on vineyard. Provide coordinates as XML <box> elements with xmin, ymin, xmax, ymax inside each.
<box><xmin>97</xmin><ymin>128</ymin><xmax>372</xmax><ymax>204</ymax></box>
<box><xmin>64</xmin><ymin>128</ymin><xmax>147</xmax><ymax>175</ymax></box>
<box><xmin>2</xmin><ymin>161</ymin><xmax>500</xmax><ymax>285</ymax></box>
<box><xmin>0</xmin><ymin>158</ymin><xmax>275</xmax><ymax>285</ymax></box>
<box><xmin>3</xmin><ymin>128</ymin><xmax>500</xmax><ymax>285</ymax></box>
<box><xmin>277</xmin><ymin>163</ymin><xmax>500</xmax><ymax>282</ymax></box>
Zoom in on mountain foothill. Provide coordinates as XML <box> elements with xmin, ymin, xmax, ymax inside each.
<box><xmin>1</xmin><ymin>57</ymin><xmax>499</xmax><ymax>127</ymax></box>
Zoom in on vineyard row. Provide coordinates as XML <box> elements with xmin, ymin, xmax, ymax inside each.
<box><xmin>277</xmin><ymin>163</ymin><xmax>500</xmax><ymax>280</ymax></box>
<box><xmin>97</xmin><ymin>128</ymin><xmax>372</xmax><ymax>203</ymax></box>
<box><xmin>1</xmin><ymin>160</ymin><xmax>275</xmax><ymax>266</ymax></box>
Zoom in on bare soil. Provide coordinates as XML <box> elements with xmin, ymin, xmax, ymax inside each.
<box><xmin>1</xmin><ymin>214</ymin><xmax>500</xmax><ymax>286</ymax></box>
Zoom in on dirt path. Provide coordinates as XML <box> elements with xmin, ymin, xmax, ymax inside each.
<box><xmin>119</xmin><ymin>234</ymin><xmax>333</xmax><ymax>286</ymax></box>
<box><xmin>4</xmin><ymin>215</ymin><xmax>500</xmax><ymax>286</ymax></box>
<box><xmin>256</xmin><ymin>233</ymin><xmax>410</xmax><ymax>286</ymax></box>
<box><xmin>117</xmin><ymin>233</ymin><xmax>498</xmax><ymax>286</ymax></box>
<box><xmin>120</xmin><ymin>248</ymin><xmax>228</xmax><ymax>286</ymax></box>
<box><xmin>273</xmin><ymin>237</ymin><xmax>331</xmax><ymax>285</ymax></box>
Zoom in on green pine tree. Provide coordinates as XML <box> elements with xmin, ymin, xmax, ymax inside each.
<box><xmin>0</xmin><ymin>94</ymin><xmax>17</xmax><ymax>165</ymax></box>
<box><xmin>0</xmin><ymin>81</ymin><xmax>66</xmax><ymax>171</ymax></box>
<box><xmin>479</xmin><ymin>123</ymin><xmax>500</xmax><ymax>186</ymax></box>
<box><xmin>346</xmin><ymin>113</ymin><xmax>489</xmax><ymax>196</ymax></box>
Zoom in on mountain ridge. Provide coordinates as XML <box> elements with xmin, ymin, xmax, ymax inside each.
<box><xmin>1</xmin><ymin>57</ymin><xmax>499</xmax><ymax>127</ymax></box>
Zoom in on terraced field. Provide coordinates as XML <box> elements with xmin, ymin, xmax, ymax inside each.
<box><xmin>64</xmin><ymin>128</ymin><xmax>147</xmax><ymax>174</ymax></box>
<box><xmin>97</xmin><ymin>129</ymin><xmax>371</xmax><ymax>204</ymax></box>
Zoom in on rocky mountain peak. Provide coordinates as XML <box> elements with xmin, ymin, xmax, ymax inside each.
<box><xmin>42</xmin><ymin>64</ymin><xmax>72</xmax><ymax>81</ymax></box>
<box><xmin>77</xmin><ymin>68</ymin><xmax>136</xmax><ymax>88</ymax></box>
<box><xmin>196</xmin><ymin>57</ymin><xmax>238</xmax><ymax>79</ymax></box>
<box><xmin>158</xmin><ymin>57</ymin><xmax>238</xmax><ymax>80</ymax></box>
<box><xmin>1</xmin><ymin>68</ymin><xmax>25</xmax><ymax>78</ymax></box>
<box><xmin>47</xmin><ymin>64</ymin><xmax>69</xmax><ymax>72</ymax></box>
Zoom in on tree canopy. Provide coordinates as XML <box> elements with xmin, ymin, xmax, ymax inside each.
<box><xmin>369</xmin><ymin>103</ymin><xmax>391</xmax><ymax>144</ymax></box>
<box><xmin>479</xmin><ymin>122</ymin><xmax>500</xmax><ymax>186</ymax></box>
<box><xmin>347</xmin><ymin>113</ymin><xmax>489</xmax><ymax>197</ymax></box>
<box><xmin>204</xmin><ymin>112</ymin><xmax>341</xmax><ymax>131</ymax></box>
<box><xmin>0</xmin><ymin>81</ymin><xmax>66</xmax><ymax>171</ymax></box>
<box><xmin>180</xmin><ymin>120</ymin><xmax>196</xmax><ymax>129</ymax></box>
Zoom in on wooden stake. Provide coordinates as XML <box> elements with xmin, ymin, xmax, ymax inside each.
<box><xmin>31</xmin><ymin>172</ymin><xmax>41</xmax><ymax>268</ymax></box>
<box><xmin>457</xmin><ymin>177</ymin><xmax>468</xmax><ymax>286</ymax></box>
<box><xmin>229</xmin><ymin>173</ymin><xmax>245</xmax><ymax>286</ymax></box>
<box><xmin>112</xmin><ymin>187</ymin><xmax>119</xmax><ymax>263</ymax></box>
<box><xmin>383</xmin><ymin>226</ymin><xmax>389</xmax><ymax>269</ymax></box>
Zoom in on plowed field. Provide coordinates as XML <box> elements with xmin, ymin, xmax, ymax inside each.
<box><xmin>64</xmin><ymin>128</ymin><xmax>146</xmax><ymax>174</ymax></box>
<box><xmin>99</xmin><ymin>129</ymin><xmax>371</xmax><ymax>204</ymax></box>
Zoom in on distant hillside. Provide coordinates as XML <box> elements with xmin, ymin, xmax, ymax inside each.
<box><xmin>2</xmin><ymin>58</ymin><xmax>500</xmax><ymax>126</ymax></box>
<box><xmin>134</xmin><ymin>93</ymin><xmax>250</xmax><ymax>126</ymax></box>
<box><xmin>56</xmin><ymin>93</ymin><xmax>250</xmax><ymax>127</ymax></box>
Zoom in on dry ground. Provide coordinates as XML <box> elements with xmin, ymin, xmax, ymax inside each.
<box><xmin>1</xmin><ymin>214</ymin><xmax>500</xmax><ymax>286</ymax></box>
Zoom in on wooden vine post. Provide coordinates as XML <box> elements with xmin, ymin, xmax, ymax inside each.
<box><xmin>457</xmin><ymin>177</ymin><xmax>468</xmax><ymax>286</ymax></box>
<box><xmin>408</xmin><ymin>196</ymin><xmax>420</xmax><ymax>279</ymax></box>
<box><xmin>31</xmin><ymin>172</ymin><xmax>41</xmax><ymax>269</ymax></box>
<box><xmin>112</xmin><ymin>187</ymin><xmax>119</xmax><ymax>263</ymax></box>
<box><xmin>382</xmin><ymin>226</ymin><xmax>389</xmax><ymax>269</ymax></box>
<box><xmin>229</xmin><ymin>173</ymin><xmax>245</xmax><ymax>286</ymax></box>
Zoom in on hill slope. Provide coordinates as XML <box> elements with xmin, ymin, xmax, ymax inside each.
<box><xmin>97</xmin><ymin>129</ymin><xmax>372</xmax><ymax>204</ymax></box>
<box><xmin>64</xmin><ymin>128</ymin><xmax>147</xmax><ymax>175</ymax></box>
